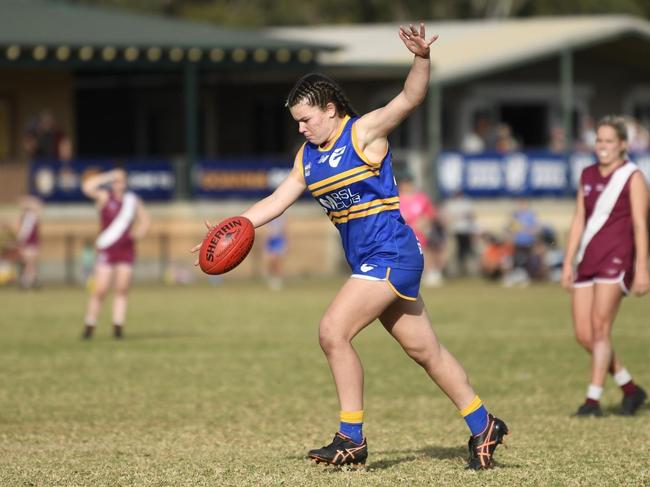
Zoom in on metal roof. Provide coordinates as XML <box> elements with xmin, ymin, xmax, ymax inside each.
<box><xmin>0</xmin><ymin>0</ymin><xmax>336</xmax><ymax>66</ymax></box>
<box><xmin>268</xmin><ymin>15</ymin><xmax>650</xmax><ymax>83</ymax></box>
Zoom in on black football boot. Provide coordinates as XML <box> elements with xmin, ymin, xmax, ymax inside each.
<box><xmin>308</xmin><ymin>432</ymin><xmax>367</xmax><ymax>467</ymax></box>
<box><xmin>467</xmin><ymin>414</ymin><xmax>508</xmax><ymax>470</ymax></box>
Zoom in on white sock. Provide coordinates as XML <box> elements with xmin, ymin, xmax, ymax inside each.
<box><xmin>587</xmin><ymin>384</ymin><xmax>603</xmax><ymax>401</ymax></box>
<box><xmin>84</xmin><ymin>318</ymin><xmax>97</xmax><ymax>327</ymax></box>
<box><xmin>613</xmin><ymin>368</ymin><xmax>632</xmax><ymax>386</ymax></box>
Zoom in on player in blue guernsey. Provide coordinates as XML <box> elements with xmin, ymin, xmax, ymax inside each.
<box><xmin>195</xmin><ymin>24</ymin><xmax>507</xmax><ymax>470</ymax></box>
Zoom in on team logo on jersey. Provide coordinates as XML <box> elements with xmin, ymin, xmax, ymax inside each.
<box><xmin>583</xmin><ymin>184</ymin><xmax>592</xmax><ymax>196</ymax></box>
<box><xmin>329</xmin><ymin>146</ymin><xmax>347</xmax><ymax>168</ymax></box>
<box><xmin>318</xmin><ymin>188</ymin><xmax>361</xmax><ymax>210</ymax></box>
<box><xmin>612</xmin><ymin>257</ymin><xmax>622</xmax><ymax>264</ymax></box>
<box><xmin>317</xmin><ymin>154</ymin><xmax>329</xmax><ymax>164</ymax></box>
<box><xmin>304</xmin><ymin>162</ymin><xmax>311</xmax><ymax>177</ymax></box>
<box><xmin>360</xmin><ymin>263</ymin><xmax>375</xmax><ymax>272</ymax></box>
<box><xmin>596</xmin><ymin>184</ymin><xmax>605</xmax><ymax>192</ymax></box>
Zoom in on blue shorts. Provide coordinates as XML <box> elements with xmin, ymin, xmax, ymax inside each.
<box><xmin>265</xmin><ymin>235</ymin><xmax>287</xmax><ymax>255</ymax></box>
<box><xmin>351</xmin><ymin>263</ymin><xmax>422</xmax><ymax>301</ymax></box>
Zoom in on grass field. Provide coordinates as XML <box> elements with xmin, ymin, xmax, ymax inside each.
<box><xmin>1</xmin><ymin>279</ymin><xmax>649</xmax><ymax>486</ymax></box>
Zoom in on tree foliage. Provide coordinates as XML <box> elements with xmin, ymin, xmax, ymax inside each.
<box><xmin>70</xmin><ymin>0</ymin><xmax>650</xmax><ymax>26</ymax></box>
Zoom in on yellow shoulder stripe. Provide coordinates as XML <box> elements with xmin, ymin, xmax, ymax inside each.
<box><xmin>311</xmin><ymin>170</ymin><xmax>378</xmax><ymax>197</ymax></box>
<box><xmin>308</xmin><ymin>164</ymin><xmax>369</xmax><ymax>191</ymax></box>
<box><xmin>296</xmin><ymin>142</ymin><xmax>307</xmax><ymax>176</ymax></box>
<box><xmin>351</xmin><ymin>122</ymin><xmax>385</xmax><ymax>170</ymax></box>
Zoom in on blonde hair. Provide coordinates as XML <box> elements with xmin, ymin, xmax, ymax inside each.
<box><xmin>596</xmin><ymin>115</ymin><xmax>628</xmax><ymax>158</ymax></box>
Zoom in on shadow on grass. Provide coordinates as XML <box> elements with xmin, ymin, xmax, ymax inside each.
<box><xmin>77</xmin><ymin>331</ymin><xmax>203</xmax><ymax>342</ymax></box>
<box><xmin>602</xmin><ymin>402</ymin><xmax>649</xmax><ymax>416</ymax></box>
<box><xmin>292</xmin><ymin>445</ymin><xmax>521</xmax><ymax>472</ymax></box>
<box><xmin>368</xmin><ymin>445</ymin><xmax>465</xmax><ymax>470</ymax></box>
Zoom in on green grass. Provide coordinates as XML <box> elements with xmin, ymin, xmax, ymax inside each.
<box><xmin>1</xmin><ymin>279</ymin><xmax>649</xmax><ymax>486</ymax></box>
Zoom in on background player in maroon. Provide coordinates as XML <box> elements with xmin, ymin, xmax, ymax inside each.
<box><xmin>81</xmin><ymin>169</ymin><xmax>151</xmax><ymax>339</ymax></box>
<box><xmin>13</xmin><ymin>195</ymin><xmax>42</xmax><ymax>289</ymax></box>
<box><xmin>561</xmin><ymin>116</ymin><xmax>649</xmax><ymax>416</ymax></box>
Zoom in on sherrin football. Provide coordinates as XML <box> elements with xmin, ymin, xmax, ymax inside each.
<box><xmin>199</xmin><ymin>216</ymin><xmax>255</xmax><ymax>275</ymax></box>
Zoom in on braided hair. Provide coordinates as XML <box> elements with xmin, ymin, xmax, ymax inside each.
<box><xmin>285</xmin><ymin>73</ymin><xmax>358</xmax><ymax>117</ymax></box>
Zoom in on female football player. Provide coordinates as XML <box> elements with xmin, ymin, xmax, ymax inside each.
<box><xmin>561</xmin><ymin>116</ymin><xmax>649</xmax><ymax>416</ymax></box>
<box><xmin>194</xmin><ymin>24</ymin><xmax>507</xmax><ymax>469</ymax></box>
<box><xmin>81</xmin><ymin>169</ymin><xmax>150</xmax><ymax>339</ymax></box>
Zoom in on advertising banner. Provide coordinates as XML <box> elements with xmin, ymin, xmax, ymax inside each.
<box><xmin>438</xmin><ymin>151</ymin><xmax>650</xmax><ymax>198</ymax></box>
<box><xmin>29</xmin><ymin>160</ymin><xmax>176</xmax><ymax>202</ymax></box>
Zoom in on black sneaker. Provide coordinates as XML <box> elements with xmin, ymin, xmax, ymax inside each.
<box><xmin>308</xmin><ymin>432</ymin><xmax>367</xmax><ymax>467</ymax></box>
<box><xmin>574</xmin><ymin>402</ymin><xmax>603</xmax><ymax>417</ymax></box>
<box><xmin>467</xmin><ymin>414</ymin><xmax>508</xmax><ymax>470</ymax></box>
<box><xmin>620</xmin><ymin>386</ymin><xmax>647</xmax><ymax>416</ymax></box>
<box><xmin>113</xmin><ymin>325</ymin><xmax>123</xmax><ymax>339</ymax></box>
<box><xmin>82</xmin><ymin>325</ymin><xmax>94</xmax><ymax>340</ymax></box>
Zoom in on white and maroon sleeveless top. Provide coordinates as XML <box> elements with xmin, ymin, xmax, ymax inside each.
<box><xmin>577</xmin><ymin>162</ymin><xmax>638</xmax><ymax>274</ymax></box>
<box><xmin>17</xmin><ymin>209</ymin><xmax>39</xmax><ymax>246</ymax></box>
<box><xmin>97</xmin><ymin>191</ymin><xmax>137</xmax><ymax>251</ymax></box>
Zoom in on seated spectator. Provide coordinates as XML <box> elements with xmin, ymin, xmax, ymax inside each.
<box><xmin>480</xmin><ymin>233</ymin><xmax>513</xmax><ymax>281</ymax></box>
<box><xmin>506</xmin><ymin>198</ymin><xmax>539</xmax><ymax>279</ymax></box>
<box><xmin>443</xmin><ymin>191</ymin><xmax>477</xmax><ymax>277</ymax></box>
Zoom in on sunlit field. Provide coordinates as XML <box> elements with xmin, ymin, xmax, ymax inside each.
<box><xmin>1</xmin><ymin>279</ymin><xmax>649</xmax><ymax>486</ymax></box>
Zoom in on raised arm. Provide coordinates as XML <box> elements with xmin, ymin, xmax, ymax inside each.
<box><xmin>81</xmin><ymin>169</ymin><xmax>121</xmax><ymax>204</ymax></box>
<box><xmin>191</xmin><ymin>152</ymin><xmax>306</xmax><ymax>261</ymax></box>
<box><xmin>561</xmin><ymin>187</ymin><xmax>586</xmax><ymax>290</ymax></box>
<box><xmin>242</xmin><ymin>151</ymin><xmax>307</xmax><ymax>228</ymax></box>
<box><xmin>354</xmin><ymin>23</ymin><xmax>438</xmax><ymax>161</ymax></box>
<box><xmin>629</xmin><ymin>172</ymin><xmax>649</xmax><ymax>295</ymax></box>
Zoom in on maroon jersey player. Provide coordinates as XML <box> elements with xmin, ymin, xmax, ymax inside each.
<box><xmin>562</xmin><ymin>116</ymin><xmax>649</xmax><ymax>416</ymax></box>
<box><xmin>81</xmin><ymin>169</ymin><xmax>150</xmax><ymax>339</ymax></box>
<box><xmin>15</xmin><ymin>195</ymin><xmax>42</xmax><ymax>289</ymax></box>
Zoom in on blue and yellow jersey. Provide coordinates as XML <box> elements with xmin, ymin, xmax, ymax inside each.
<box><xmin>300</xmin><ymin>116</ymin><xmax>423</xmax><ymax>271</ymax></box>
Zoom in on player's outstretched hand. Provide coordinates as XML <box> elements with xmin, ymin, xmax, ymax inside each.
<box><xmin>190</xmin><ymin>220</ymin><xmax>212</xmax><ymax>266</ymax></box>
<box><xmin>399</xmin><ymin>23</ymin><xmax>438</xmax><ymax>58</ymax></box>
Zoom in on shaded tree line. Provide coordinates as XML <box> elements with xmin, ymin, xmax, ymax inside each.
<box><xmin>68</xmin><ymin>0</ymin><xmax>650</xmax><ymax>26</ymax></box>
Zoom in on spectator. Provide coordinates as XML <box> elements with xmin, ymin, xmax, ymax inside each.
<box><xmin>23</xmin><ymin>110</ymin><xmax>72</xmax><ymax>161</ymax></box>
<box><xmin>443</xmin><ymin>191</ymin><xmax>477</xmax><ymax>276</ymax></box>
<box><xmin>264</xmin><ymin>215</ymin><xmax>288</xmax><ymax>290</ymax></box>
<box><xmin>462</xmin><ymin>115</ymin><xmax>493</xmax><ymax>154</ymax></box>
<box><xmin>625</xmin><ymin>116</ymin><xmax>650</xmax><ymax>153</ymax></box>
<box><xmin>576</xmin><ymin>115</ymin><xmax>596</xmax><ymax>152</ymax></box>
<box><xmin>479</xmin><ymin>232</ymin><xmax>513</xmax><ymax>281</ymax></box>
<box><xmin>548</xmin><ymin>124</ymin><xmax>568</xmax><ymax>154</ymax></box>
<box><xmin>398</xmin><ymin>174</ymin><xmax>446</xmax><ymax>286</ymax></box>
<box><xmin>506</xmin><ymin>198</ymin><xmax>539</xmax><ymax>277</ymax></box>
<box><xmin>494</xmin><ymin>123</ymin><xmax>518</xmax><ymax>153</ymax></box>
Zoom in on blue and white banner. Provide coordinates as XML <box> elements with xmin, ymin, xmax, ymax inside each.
<box><xmin>193</xmin><ymin>158</ymin><xmax>295</xmax><ymax>199</ymax></box>
<box><xmin>30</xmin><ymin>160</ymin><xmax>176</xmax><ymax>202</ymax></box>
<box><xmin>438</xmin><ymin>151</ymin><xmax>650</xmax><ymax>198</ymax></box>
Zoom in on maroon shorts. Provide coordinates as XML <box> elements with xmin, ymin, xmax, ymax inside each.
<box><xmin>574</xmin><ymin>264</ymin><xmax>634</xmax><ymax>294</ymax></box>
<box><xmin>97</xmin><ymin>246</ymin><xmax>135</xmax><ymax>266</ymax></box>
